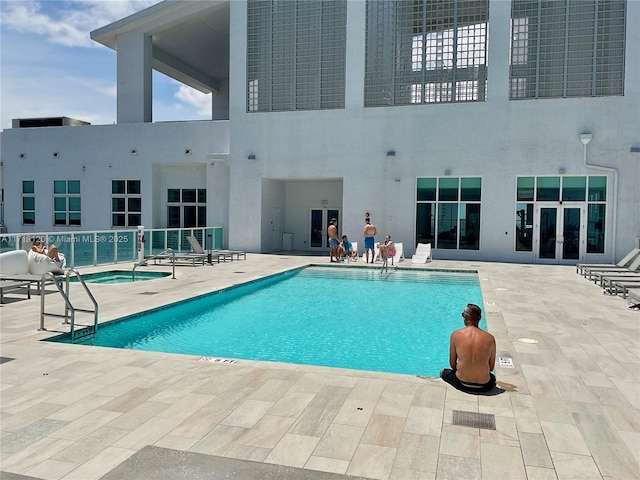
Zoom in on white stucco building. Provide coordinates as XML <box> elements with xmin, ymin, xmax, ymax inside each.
<box><xmin>1</xmin><ymin>0</ymin><xmax>638</xmax><ymax>264</ymax></box>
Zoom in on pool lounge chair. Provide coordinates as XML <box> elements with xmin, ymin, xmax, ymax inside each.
<box><xmin>186</xmin><ymin>236</ymin><xmax>244</xmax><ymax>262</ymax></box>
<box><xmin>411</xmin><ymin>243</ymin><xmax>432</xmax><ymax>264</ymax></box>
<box><xmin>0</xmin><ymin>280</ymin><xmax>31</xmax><ymax>303</ymax></box>
<box><xmin>627</xmin><ymin>288</ymin><xmax>640</xmax><ymax>307</ymax></box>
<box><xmin>577</xmin><ymin>247</ymin><xmax>640</xmax><ymax>275</ymax></box>
<box><xmin>393</xmin><ymin>242</ymin><xmax>405</xmax><ymax>264</ymax></box>
<box><xmin>583</xmin><ymin>255</ymin><xmax>640</xmax><ymax>281</ymax></box>
<box><xmin>604</xmin><ymin>278</ymin><xmax>640</xmax><ymax>298</ymax></box>
<box><xmin>347</xmin><ymin>242</ymin><xmax>358</xmax><ymax>262</ymax></box>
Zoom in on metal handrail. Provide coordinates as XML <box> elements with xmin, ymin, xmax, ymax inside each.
<box><xmin>40</xmin><ymin>268</ymin><xmax>99</xmax><ymax>343</ymax></box>
<box><xmin>133</xmin><ymin>248</ymin><xmax>176</xmax><ymax>280</ymax></box>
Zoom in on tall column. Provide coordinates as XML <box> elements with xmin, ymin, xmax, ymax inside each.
<box><xmin>116</xmin><ymin>32</ymin><xmax>152</xmax><ymax>124</ymax></box>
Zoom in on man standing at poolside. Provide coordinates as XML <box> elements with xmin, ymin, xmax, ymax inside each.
<box><xmin>328</xmin><ymin>218</ymin><xmax>340</xmax><ymax>262</ymax></box>
<box><xmin>440</xmin><ymin>304</ymin><xmax>496</xmax><ymax>393</ymax></box>
<box><xmin>363</xmin><ymin>217</ymin><xmax>377</xmax><ymax>263</ymax></box>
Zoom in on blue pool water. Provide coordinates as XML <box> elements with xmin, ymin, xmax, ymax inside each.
<box><xmin>70</xmin><ymin>271</ymin><xmax>171</xmax><ymax>284</ymax></box>
<box><xmin>49</xmin><ymin>266</ymin><xmax>484</xmax><ymax>377</ymax></box>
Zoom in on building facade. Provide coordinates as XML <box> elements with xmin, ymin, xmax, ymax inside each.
<box><xmin>1</xmin><ymin>0</ymin><xmax>638</xmax><ymax>264</ymax></box>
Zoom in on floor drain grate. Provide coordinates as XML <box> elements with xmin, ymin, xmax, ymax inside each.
<box><xmin>140</xmin><ymin>291</ymin><xmax>159</xmax><ymax>295</ymax></box>
<box><xmin>452</xmin><ymin>410</ymin><xmax>496</xmax><ymax>430</ymax></box>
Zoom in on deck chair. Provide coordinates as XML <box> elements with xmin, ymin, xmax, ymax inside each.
<box><xmin>577</xmin><ymin>247</ymin><xmax>640</xmax><ymax>275</ymax></box>
<box><xmin>583</xmin><ymin>255</ymin><xmax>640</xmax><ymax>281</ymax></box>
<box><xmin>348</xmin><ymin>242</ymin><xmax>358</xmax><ymax>262</ymax></box>
<box><xmin>411</xmin><ymin>243</ymin><xmax>432</xmax><ymax>264</ymax></box>
<box><xmin>393</xmin><ymin>242</ymin><xmax>405</xmax><ymax>264</ymax></box>
<box><xmin>186</xmin><ymin>235</ymin><xmax>246</xmax><ymax>262</ymax></box>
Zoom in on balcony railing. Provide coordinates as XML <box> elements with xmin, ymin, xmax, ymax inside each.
<box><xmin>0</xmin><ymin>227</ymin><xmax>224</xmax><ymax>268</ymax></box>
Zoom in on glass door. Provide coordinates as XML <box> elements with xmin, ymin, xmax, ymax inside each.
<box><xmin>309</xmin><ymin>208</ymin><xmax>339</xmax><ymax>251</ymax></box>
<box><xmin>534</xmin><ymin>205</ymin><xmax>584</xmax><ymax>263</ymax></box>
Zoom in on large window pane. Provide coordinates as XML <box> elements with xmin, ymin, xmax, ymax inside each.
<box><xmin>459</xmin><ymin>203</ymin><xmax>480</xmax><ymax>250</ymax></box>
<box><xmin>168</xmin><ymin>189</ymin><xmax>180</xmax><ymax>202</ymax></box>
<box><xmin>438</xmin><ymin>178</ymin><xmax>459</xmax><ymax>201</ymax></box>
<box><xmin>167</xmin><ymin>206</ymin><xmax>180</xmax><ymax>228</ymax></box>
<box><xmin>515</xmin><ymin>202</ymin><xmax>533</xmax><ymax>252</ymax></box>
<box><xmin>536</xmin><ymin>177</ymin><xmax>560</xmax><ymax>201</ymax></box>
<box><xmin>127</xmin><ymin>180</ymin><xmax>141</xmax><ymax>194</ymax></box>
<box><xmin>460</xmin><ymin>178</ymin><xmax>482</xmax><ymax>201</ymax></box>
<box><xmin>562</xmin><ymin>176</ymin><xmax>586</xmax><ymax>201</ymax></box>
<box><xmin>588</xmin><ymin>176</ymin><xmax>607</xmax><ymax>201</ymax></box>
<box><xmin>182</xmin><ymin>189</ymin><xmax>196</xmax><ymax>203</ymax></box>
<box><xmin>23</xmin><ymin>212</ymin><xmax>35</xmax><ymax>224</ymax></box>
<box><xmin>587</xmin><ymin>204</ymin><xmax>605</xmax><ymax>253</ymax></box>
<box><xmin>68</xmin><ymin>197</ymin><xmax>81</xmax><ymax>212</ymax></box>
<box><xmin>54</xmin><ymin>197</ymin><xmax>67</xmax><ymax>211</ymax></box>
<box><xmin>112</xmin><ymin>180</ymin><xmax>125</xmax><ymax>194</ymax></box>
<box><xmin>23</xmin><ymin>197</ymin><xmax>35</xmax><ymax>210</ymax></box>
<box><xmin>112</xmin><ymin>198</ymin><xmax>125</xmax><ymax>212</ymax></box>
<box><xmin>54</xmin><ymin>181</ymin><xmax>66</xmax><ymax>194</ymax></box>
<box><xmin>517</xmin><ymin>177</ymin><xmax>534</xmax><ymax>201</ymax></box>
<box><xmin>68</xmin><ymin>181</ymin><xmax>80</xmax><ymax>194</ymax></box>
<box><xmin>128</xmin><ymin>198</ymin><xmax>141</xmax><ymax>212</ymax></box>
<box><xmin>183</xmin><ymin>206</ymin><xmax>197</xmax><ymax>228</ymax></box>
<box><xmin>22</xmin><ymin>181</ymin><xmax>35</xmax><ymax>194</ymax></box>
<box><xmin>417</xmin><ymin>178</ymin><xmax>437</xmax><ymax>201</ymax></box>
<box><xmin>437</xmin><ymin>203</ymin><xmax>458</xmax><ymax>249</ymax></box>
<box><xmin>416</xmin><ymin>203</ymin><xmax>435</xmax><ymax>246</ymax></box>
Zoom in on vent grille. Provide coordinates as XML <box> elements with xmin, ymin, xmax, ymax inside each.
<box><xmin>452</xmin><ymin>410</ymin><xmax>496</xmax><ymax>430</ymax></box>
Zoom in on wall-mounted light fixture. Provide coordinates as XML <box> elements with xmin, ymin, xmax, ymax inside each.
<box><xmin>386</xmin><ymin>150</ymin><xmax>396</xmax><ymax>159</ymax></box>
<box><xmin>248</xmin><ymin>154</ymin><xmax>256</xmax><ymax>160</ymax></box>
<box><xmin>19</xmin><ymin>153</ymin><xmax>26</xmax><ymax>159</ymax></box>
<box><xmin>131</xmin><ymin>149</ymin><xmax>138</xmax><ymax>156</ymax></box>
<box><xmin>444</xmin><ymin>169</ymin><xmax>452</xmax><ymax>176</ymax></box>
<box><xmin>185</xmin><ymin>149</ymin><xmax>192</xmax><ymax>155</ymax></box>
<box><xmin>558</xmin><ymin>167</ymin><xmax>566</xmax><ymax>175</ymax></box>
<box><xmin>579</xmin><ymin>133</ymin><xmax>593</xmax><ymax>145</ymax></box>
<box><xmin>630</xmin><ymin>146</ymin><xmax>640</xmax><ymax>153</ymax></box>
<box><xmin>53</xmin><ymin>152</ymin><xmax>59</xmax><ymax>158</ymax></box>
<box><xmin>82</xmin><ymin>165</ymin><xmax>86</xmax><ymax>172</ymax></box>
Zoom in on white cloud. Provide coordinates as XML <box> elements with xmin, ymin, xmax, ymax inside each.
<box><xmin>175</xmin><ymin>85</ymin><xmax>212</xmax><ymax>116</ymax></box>
<box><xmin>0</xmin><ymin>0</ymin><xmax>160</xmax><ymax>48</ymax></box>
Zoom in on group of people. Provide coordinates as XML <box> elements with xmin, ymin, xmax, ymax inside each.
<box><xmin>327</xmin><ymin>212</ymin><xmax>395</xmax><ymax>264</ymax></box>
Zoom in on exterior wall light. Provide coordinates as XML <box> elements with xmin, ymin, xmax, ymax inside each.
<box><xmin>248</xmin><ymin>154</ymin><xmax>256</xmax><ymax>160</ymax></box>
<box><xmin>185</xmin><ymin>149</ymin><xmax>192</xmax><ymax>155</ymax></box>
<box><xmin>131</xmin><ymin>149</ymin><xmax>138</xmax><ymax>156</ymax></box>
<box><xmin>386</xmin><ymin>150</ymin><xmax>396</xmax><ymax>159</ymax></box>
<box><xmin>53</xmin><ymin>152</ymin><xmax>60</xmax><ymax>158</ymax></box>
<box><xmin>444</xmin><ymin>169</ymin><xmax>452</xmax><ymax>176</ymax></box>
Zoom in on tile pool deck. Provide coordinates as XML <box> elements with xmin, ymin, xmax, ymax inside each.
<box><xmin>1</xmin><ymin>255</ymin><xmax>638</xmax><ymax>480</ymax></box>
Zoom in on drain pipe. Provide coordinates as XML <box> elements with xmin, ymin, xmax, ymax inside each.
<box><xmin>580</xmin><ymin>133</ymin><xmax>618</xmax><ymax>261</ymax></box>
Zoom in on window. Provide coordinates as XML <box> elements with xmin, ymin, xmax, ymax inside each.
<box><xmin>366</xmin><ymin>0</ymin><xmax>489</xmax><ymax>106</ymax></box>
<box><xmin>112</xmin><ymin>180</ymin><xmax>141</xmax><ymax>227</ymax></box>
<box><xmin>416</xmin><ymin>177</ymin><xmax>482</xmax><ymax>250</ymax></box>
<box><xmin>510</xmin><ymin>0</ymin><xmax>626</xmax><ymax>99</ymax></box>
<box><xmin>53</xmin><ymin>180</ymin><xmax>81</xmax><ymax>226</ymax></box>
<box><xmin>247</xmin><ymin>0</ymin><xmax>346</xmax><ymax>112</ymax></box>
<box><xmin>167</xmin><ymin>188</ymin><xmax>206</xmax><ymax>228</ymax></box>
<box><xmin>514</xmin><ymin>176</ymin><xmax>607</xmax><ymax>253</ymax></box>
<box><xmin>22</xmin><ymin>180</ymin><xmax>35</xmax><ymax>225</ymax></box>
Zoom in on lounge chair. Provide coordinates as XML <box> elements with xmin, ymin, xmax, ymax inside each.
<box><xmin>577</xmin><ymin>247</ymin><xmax>640</xmax><ymax>275</ymax></box>
<box><xmin>393</xmin><ymin>242</ymin><xmax>405</xmax><ymax>263</ymax></box>
<box><xmin>186</xmin><ymin>235</ymin><xmax>245</xmax><ymax>262</ymax></box>
<box><xmin>584</xmin><ymin>255</ymin><xmax>640</xmax><ymax>281</ymax></box>
<box><xmin>347</xmin><ymin>242</ymin><xmax>358</xmax><ymax>262</ymax></box>
<box><xmin>627</xmin><ymin>288</ymin><xmax>640</xmax><ymax>307</ymax></box>
<box><xmin>411</xmin><ymin>243</ymin><xmax>432</xmax><ymax>264</ymax></box>
<box><xmin>146</xmin><ymin>236</ymin><xmax>208</xmax><ymax>265</ymax></box>
<box><xmin>604</xmin><ymin>278</ymin><xmax>640</xmax><ymax>298</ymax></box>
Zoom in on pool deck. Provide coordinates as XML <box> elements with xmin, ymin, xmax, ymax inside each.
<box><xmin>1</xmin><ymin>254</ymin><xmax>638</xmax><ymax>480</ymax></box>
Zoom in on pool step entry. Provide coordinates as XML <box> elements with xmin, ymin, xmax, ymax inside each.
<box><xmin>40</xmin><ymin>268</ymin><xmax>99</xmax><ymax>343</ymax></box>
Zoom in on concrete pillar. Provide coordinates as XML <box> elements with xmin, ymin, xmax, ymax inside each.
<box><xmin>117</xmin><ymin>32</ymin><xmax>152</xmax><ymax>124</ymax></box>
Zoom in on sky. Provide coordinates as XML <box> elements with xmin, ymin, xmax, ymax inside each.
<box><xmin>0</xmin><ymin>0</ymin><xmax>211</xmax><ymax>132</ymax></box>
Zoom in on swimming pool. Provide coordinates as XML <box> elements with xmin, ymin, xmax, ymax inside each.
<box><xmin>71</xmin><ymin>270</ymin><xmax>171</xmax><ymax>284</ymax></box>
<box><xmin>49</xmin><ymin>266</ymin><xmax>484</xmax><ymax>377</ymax></box>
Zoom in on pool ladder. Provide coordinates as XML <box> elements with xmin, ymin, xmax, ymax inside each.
<box><xmin>133</xmin><ymin>248</ymin><xmax>176</xmax><ymax>280</ymax></box>
<box><xmin>39</xmin><ymin>268</ymin><xmax>99</xmax><ymax>343</ymax></box>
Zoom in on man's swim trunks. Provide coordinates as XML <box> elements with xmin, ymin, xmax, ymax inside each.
<box><xmin>440</xmin><ymin>368</ymin><xmax>496</xmax><ymax>393</ymax></box>
<box><xmin>364</xmin><ymin>237</ymin><xmax>374</xmax><ymax>249</ymax></box>
<box><xmin>329</xmin><ymin>237</ymin><xmax>339</xmax><ymax>249</ymax></box>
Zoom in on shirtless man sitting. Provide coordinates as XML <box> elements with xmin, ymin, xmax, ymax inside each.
<box><xmin>440</xmin><ymin>304</ymin><xmax>496</xmax><ymax>393</ymax></box>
